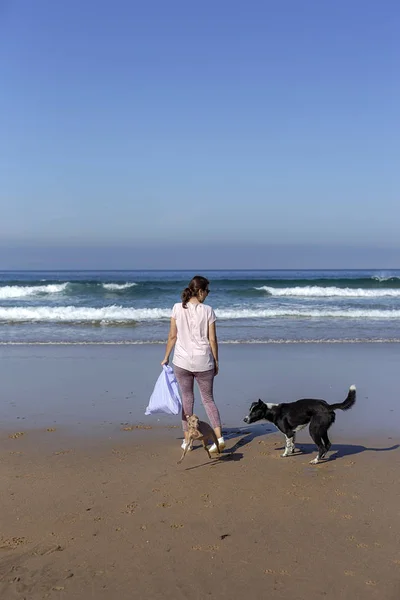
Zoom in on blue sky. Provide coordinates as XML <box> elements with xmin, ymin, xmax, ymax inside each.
<box><xmin>1</xmin><ymin>0</ymin><xmax>399</xmax><ymax>268</ymax></box>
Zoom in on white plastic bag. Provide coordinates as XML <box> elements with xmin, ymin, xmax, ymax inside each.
<box><xmin>145</xmin><ymin>365</ymin><xmax>182</xmax><ymax>416</ymax></box>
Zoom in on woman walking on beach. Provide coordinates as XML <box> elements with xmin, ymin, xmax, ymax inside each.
<box><xmin>161</xmin><ymin>275</ymin><xmax>224</xmax><ymax>453</ymax></box>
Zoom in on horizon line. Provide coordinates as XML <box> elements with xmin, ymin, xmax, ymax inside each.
<box><xmin>1</xmin><ymin>267</ymin><xmax>399</xmax><ymax>273</ymax></box>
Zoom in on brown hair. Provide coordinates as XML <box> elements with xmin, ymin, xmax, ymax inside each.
<box><xmin>181</xmin><ymin>275</ymin><xmax>210</xmax><ymax>308</ymax></box>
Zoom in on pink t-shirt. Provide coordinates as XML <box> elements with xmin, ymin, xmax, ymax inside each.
<box><xmin>171</xmin><ymin>302</ymin><xmax>217</xmax><ymax>372</ymax></box>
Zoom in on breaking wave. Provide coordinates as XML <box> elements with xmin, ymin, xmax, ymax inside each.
<box><xmin>255</xmin><ymin>285</ymin><xmax>400</xmax><ymax>298</ymax></box>
<box><xmin>102</xmin><ymin>283</ymin><xmax>137</xmax><ymax>291</ymax></box>
<box><xmin>1</xmin><ymin>305</ymin><xmax>400</xmax><ymax>324</ymax></box>
<box><xmin>0</xmin><ymin>283</ymin><xmax>68</xmax><ymax>300</ymax></box>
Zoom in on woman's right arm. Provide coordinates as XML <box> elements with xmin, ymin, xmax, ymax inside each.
<box><xmin>161</xmin><ymin>318</ymin><xmax>177</xmax><ymax>366</ymax></box>
<box><xmin>208</xmin><ymin>321</ymin><xmax>219</xmax><ymax>375</ymax></box>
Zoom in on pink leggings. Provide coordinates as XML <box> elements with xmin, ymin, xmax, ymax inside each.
<box><xmin>174</xmin><ymin>365</ymin><xmax>222</xmax><ymax>431</ymax></box>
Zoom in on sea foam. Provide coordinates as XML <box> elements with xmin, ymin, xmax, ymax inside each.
<box><xmin>102</xmin><ymin>283</ymin><xmax>137</xmax><ymax>291</ymax></box>
<box><xmin>255</xmin><ymin>285</ymin><xmax>400</xmax><ymax>298</ymax></box>
<box><xmin>0</xmin><ymin>283</ymin><xmax>68</xmax><ymax>300</ymax></box>
<box><xmin>1</xmin><ymin>305</ymin><xmax>400</xmax><ymax>323</ymax></box>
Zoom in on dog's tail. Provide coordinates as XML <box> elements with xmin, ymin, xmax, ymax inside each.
<box><xmin>329</xmin><ymin>385</ymin><xmax>356</xmax><ymax>411</ymax></box>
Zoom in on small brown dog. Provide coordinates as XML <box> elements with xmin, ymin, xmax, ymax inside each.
<box><xmin>177</xmin><ymin>415</ymin><xmax>220</xmax><ymax>464</ymax></box>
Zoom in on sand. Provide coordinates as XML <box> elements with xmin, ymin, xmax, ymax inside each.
<box><xmin>1</xmin><ymin>343</ymin><xmax>400</xmax><ymax>599</ymax></box>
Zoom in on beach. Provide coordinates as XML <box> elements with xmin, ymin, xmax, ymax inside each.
<box><xmin>1</xmin><ymin>343</ymin><xmax>400</xmax><ymax>599</ymax></box>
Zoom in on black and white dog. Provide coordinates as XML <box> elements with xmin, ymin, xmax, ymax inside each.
<box><xmin>243</xmin><ymin>385</ymin><xmax>356</xmax><ymax>464</ymax></box>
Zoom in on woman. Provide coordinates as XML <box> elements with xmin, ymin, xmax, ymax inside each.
<box><xmin>161</xmin><ymin>275</ymin><xmax>225</xmax><ymax>453</ymax></box>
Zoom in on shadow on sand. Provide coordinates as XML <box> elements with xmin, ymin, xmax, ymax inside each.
<box><xmin>179</xmin><ymin>424</ymin><xmax>399</xmax><ymax>469</ymax></box>
<box><xmin>295</xmin><ymin>442</ymin><xmax>400</xmax><ymax>462</ymax></box>
<box><xmin>223</xmin><ymin>426</ymin><xmax>400</xmax><ymax>461</ymax></box>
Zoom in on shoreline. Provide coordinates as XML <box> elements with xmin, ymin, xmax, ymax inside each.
<box><xmin>2</xmin><ymin>338</ymin><xmax>400</xmax><ymax>345</ymax></box>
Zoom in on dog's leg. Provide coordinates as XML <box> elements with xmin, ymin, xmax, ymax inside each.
<box><xmin>177</xmin><ymin>436</ymin><xmax>192</xmax><ymax>464</ymax></box>
<box><xmin>321</xmin><ymin>431</ymin><xmax>332</xmax><ymax>459</ymax></box>
<box><xmin>202</xmin><ymin>440</ymin><xmax>212</xmax><ymax>460</ymax></box>
<box><xmin>309</xmin><ymin>416</ymin><xmax>333</xmax><ymax>464</ymax></box>
<box><xmin>281</xmin><ymin>434</ymin><xmax>295</xmax><ymax>457</ymax></box>
<box><xmin>310</xmin><ymin>445</ymin><xmax>325</xmax><ymax>465</ymax></box>
<box><xmin>309</xmin><ymin>429</ymin><xmax>325</xmax><ymax>465</ymax></box>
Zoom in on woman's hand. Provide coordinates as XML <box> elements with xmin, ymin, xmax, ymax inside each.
<box><xmin>162</xmin><ymin>318</ymin><xmax>177</xmax><ymax>368</ymax></box>
<box><xmin>214</xmin><ymin>361</ymin><xmax>219</xmax><ymax>376</ymax></box>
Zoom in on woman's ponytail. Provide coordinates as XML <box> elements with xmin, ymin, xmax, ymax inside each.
<box><xmin>181</xmin><ymin>287</ymin><xmax>192</xmax><ymax>308</ymax></box>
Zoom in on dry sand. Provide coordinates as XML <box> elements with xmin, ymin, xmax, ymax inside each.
<box><xmin>1</xmin><ymin>425</ymin><xmax>399</xmax><ymax>600</ymax></box>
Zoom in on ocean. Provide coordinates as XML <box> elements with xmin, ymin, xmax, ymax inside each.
<box><xmin>1</xmin><ymin>269</ymin><xmax>400</xmax><ymax>345</ymax></box>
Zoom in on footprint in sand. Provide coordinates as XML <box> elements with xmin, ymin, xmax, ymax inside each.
<box><xmin>121</xmin><ymin>425</ymin><xmax>152</xmax><ymax>431</ymax></box>
<box><xmin>365</xmin><ymin>581</ymin><xmax>377</xmax><ymax>586</ymax></box>
<box><xmin>344</xmin><ymin>570</ymin><xmax>356</xmax><ymax>576</ymax></box>
<box><xmin>264</xmin><ymin>569</ymin><xmax>290</xmax><ymax>576</ymax></box>
<box><xmin>0</xmin><ymin>537</ymin><xmax>28</xmax><ymax>549</ymax></box>
<box><xmin>123</xmin><ymin>502</ymin><xmax>138</xmax><ymax>514</ymax></box>
<box><xmin>192</xmin><ymin>545</ymin><xmax>219</xmax><ymax>552</ymax></box>
<box><xmin>46</xmin><ymin>428</ymin><xmax>56</xmax><ymax>432</ymax></box>
<box><xmin>8</xmin><ymin>432</ymin><xmax>25</xmax><ymax>439</ymax></box>
<box><xmin>113</xmin><ymin>451</ymin><xmax>129</xmax><ymax>461</ymax></box>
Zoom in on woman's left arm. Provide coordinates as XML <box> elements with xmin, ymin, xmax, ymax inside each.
<box><xmin>161</xmin><ymin>318</ymin><xmax>178</xmax><ymax>366</ymax></box>
<box><xmin>208</xmin><ymin>321</ymin><xmax>219</xmax><ymax>375</ymax></box>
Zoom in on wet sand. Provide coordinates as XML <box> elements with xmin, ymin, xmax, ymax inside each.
<box><xmin>1</xmin><ymin>343</ymin><xmax>400</xmax><ymax>434</ymax></box>
<box><xmin>1</xmin><ymin>344</ymin><xmax>400</xmax><ymax>599</ymax></box>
